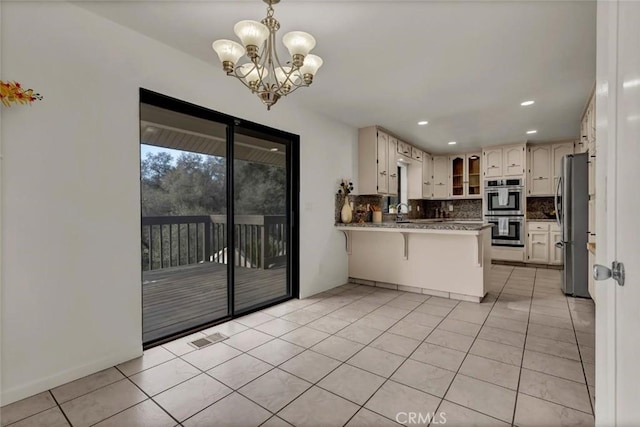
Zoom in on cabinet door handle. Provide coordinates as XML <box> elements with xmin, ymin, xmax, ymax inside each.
<box><xmin>380</xmin><ymin>171</ymin><xmax>387</xmax><ymax>176</ymax></box>
<box><xmin>424</xmin><ymin>182</ymin><xmax>431</xmax><ymax>185</ymax></box>
<box><xmin>510</xmin><ymin>163</ymin><xmax>517</xmax><ymax>166</ymax></box>
<box><xmin>390</xmin><ymin>173</ymin><xmax>397</xmax><ymax>178</ymax></box>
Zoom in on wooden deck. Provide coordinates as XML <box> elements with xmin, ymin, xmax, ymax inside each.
<box><xmin>143</xmin><ymin>262</ymin><xmax>287</xmax><ymax>343</ymax></box>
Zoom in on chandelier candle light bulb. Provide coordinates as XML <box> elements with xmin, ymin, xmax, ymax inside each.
<box><xmin>211</xmin><ymin>0</ymin><xmax>323</xmax><ymax>110</ymax></box>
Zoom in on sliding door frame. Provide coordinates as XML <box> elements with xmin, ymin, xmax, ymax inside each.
<box><xmin>140</xmin><ymin>88</ymin><xmax>300</xmax><ymax>348</ymax></box>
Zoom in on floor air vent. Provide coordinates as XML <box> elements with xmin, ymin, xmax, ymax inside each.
<box><xmin>205</xmin><ymin>332</ymin><xmax>229</xmax><ymax>344</ymax></box>
<box><xmin>188</xmin><ymin>337</ymin><xmax>214</xmax><ymax>350</ymax></box>
<box><xmin>188</xmin><ymin>332</ymin><xmax>228</xmax><ymax>350</ymax></box>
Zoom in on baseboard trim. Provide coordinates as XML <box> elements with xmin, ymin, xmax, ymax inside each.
<box><xmin>1</xmin><ymin>346</ymin><xmax>142</xmax><ymax>406</ymax></box>
<box><xmin>492</xmin><ymin>260</ymin><xmax>563</xmax><ymax>270</ymax></box>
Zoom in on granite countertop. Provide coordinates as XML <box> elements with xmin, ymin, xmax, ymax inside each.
<box><xmin>335</xmin><ymin>220</ymin><xmax>491</xmax><ymax>231</ymax></box>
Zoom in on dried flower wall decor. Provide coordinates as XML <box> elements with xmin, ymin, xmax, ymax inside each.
<box><xmin>0</xmin><ymin>81</ymin><xmax>43</xmax><ymax>107</ymax></box>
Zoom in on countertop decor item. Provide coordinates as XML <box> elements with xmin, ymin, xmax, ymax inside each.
<box><xmin>211</xmin><ymin>0</ymin><xmax>323</xmax><ymax>110</ymax></box>
<box><xmin>0</xmin><ymin>81</ymin><xmax>43</xmax><ymax>107</ymax></box>
<box><xmin>341</xmin><ymin>196</ymin><xmax>353</xmax><ymax>224</ymax></box>
<box><xmin>372</xmin><ymin>205</ymin><xmax>382</xmax><ymax>224</ymax></box>
<box><xmin>338</xmin><ymin>179</ymin><xmax>354</xmax><ymax>223</ymax></box>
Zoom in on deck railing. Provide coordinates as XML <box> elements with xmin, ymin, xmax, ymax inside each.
<box><xmin>141</xmin><ymin>215</ymin><xmax>286</xmax><ymax>272</ymax></box>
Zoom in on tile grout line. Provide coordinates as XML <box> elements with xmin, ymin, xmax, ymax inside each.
<box><xmin>2</xmin><ymin>391</ymin><xmax>63</xmax><ymax>427</ymax></box>
<box><xmin>8</xmin><ymin>270</ymin><xmax>591</xmax><ymax>427</ymax></box>
<box><xmin>510</xmin><ymin>267</ymin><xmax>537</xmax><ymax>427</ymax></box>
<box><xmin>339</xmin><ymin>294</ymin><xmax>461</xmax><ymax>426</ymax></box>
<box><xmin>172</xmin><ymin>285</ymin><xmax>399</xmax><ymax>425</ymax></box>
<box><xmin>252</xmin><ymin>287</ymin><xmax>435</xmax><ymax>424</ymax></box>
<box><xmin>50</xmin><ymin>391</ymin><xmax>74</xmax><ymax>427</ymax></box>
<box><xmin>274</xmin><ymin>290</ymin><xmax>451</xmax><ymax>426</ymax></box>
<box><xmin>97</xmin><ymin>365</ymin><xmax>184</xmax><ymax>427</ymax></box>
<box><xmin>565</xmin><ymin>293</ymin><xmax>596</xmax><ymax>416</ymax></box>
<box><xmin>428</xmin><ymin>265</ymin><xmax>517</xmax><ymax>427</ymax></box>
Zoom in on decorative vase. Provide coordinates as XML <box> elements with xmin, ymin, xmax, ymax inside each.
<box><xmin>341</xmin><ymin>196</ymin><xmax>353</xmax><ymax>223</ymax></box>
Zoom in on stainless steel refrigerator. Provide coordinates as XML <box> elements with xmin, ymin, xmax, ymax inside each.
<box><xmin>555</xmin><ymin>153</ymin><xmax>590</xmax><ymax>297</ymax></box>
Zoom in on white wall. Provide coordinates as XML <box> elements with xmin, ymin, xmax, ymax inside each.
<box><xmin>0</xmin><ymin>1</ymin><xmax>357</xmax><ymax>404</ymax></box>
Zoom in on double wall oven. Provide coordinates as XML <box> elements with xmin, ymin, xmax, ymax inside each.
<box><xmin>484</xmin><ymin>178</ymin><xmax>525</xmax><ymax>247</ymax></box>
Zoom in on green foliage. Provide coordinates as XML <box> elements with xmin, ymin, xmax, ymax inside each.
<box><xmin>141</xmin><ymin>149</ymin><xmax>285</xmax><ymax>216</ymax></box>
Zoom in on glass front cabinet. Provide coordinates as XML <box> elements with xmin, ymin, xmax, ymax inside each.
<box><xmin>449</xmin><ymin>153</ymin><xmax>482</xmax><ymax>198</ymax></box>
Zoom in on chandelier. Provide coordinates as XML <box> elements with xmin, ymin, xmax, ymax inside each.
<box><xmin>211</xmin><ymin>0</ymin><xmax>323</xmax><ymax>110</ymax></box>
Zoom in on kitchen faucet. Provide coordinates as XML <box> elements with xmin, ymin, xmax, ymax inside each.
<box><xmin>396</xmin><ymin>203</ymin><xmax>409</xmax><ymax>222</ymax></box>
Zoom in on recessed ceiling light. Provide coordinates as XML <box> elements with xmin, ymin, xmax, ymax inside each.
<box><xmin>526</xmin><ymin>130</ymin><xmax>537</xmax><ymax>134</ymax></box>
<box><xmin>270</xmin><ymin>148</ymin><xmax>278</xmax><ymax>151</ymax></box>
<box><xmin>418</xmin><ymin>120</ymin><xmax>429</xmax><ymax>126</ymax></box>
<box><xmin>521</xmin><ymin>100</ymin><xmax>535</xmax><ymax>106</ymax></box>
<box><xmin>448</xmin><ymin>141</ymin><xmax>457</xmax><ymax>145</ymax></box>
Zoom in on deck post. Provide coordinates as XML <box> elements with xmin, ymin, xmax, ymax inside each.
<box><xmin>261</xmin><ymin>224</ymin><xmax>267</xmax><ymax>269</ymax></box>
<box><xmin>203</xmin><ymin>218</ymin><xmax>211</xmax><ymax>263</ymax></box>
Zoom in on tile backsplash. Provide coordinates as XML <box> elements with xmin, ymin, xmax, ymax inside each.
<box><xmin>335</xmin><ymin>195</ymin><xmax>483</xmax><ymax>223</ymax></box>
<box><xmin>418</xmin><ymin>199</ymin><xmax>483</xmax><ymax>219</ymax></box>
<box><xmin>526</xmin><ymin>196</ymin><xmax>556</xmax><ymax>219</ymax></box>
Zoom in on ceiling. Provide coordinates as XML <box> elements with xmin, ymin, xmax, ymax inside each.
<box><xmin>79</xmin><ymin>0</ymin><xmax>596</xmax><ymax>153</ymax></box>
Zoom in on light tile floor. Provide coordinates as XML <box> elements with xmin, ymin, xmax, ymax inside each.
<box><xmin>1</xmin><ymin>265</ymin><xmax>596</xmax><ymax>426</ymax></box>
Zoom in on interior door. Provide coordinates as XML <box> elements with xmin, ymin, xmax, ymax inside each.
<box><xmin>595</xmin><ymin>1</ymin><xmax>640</xmax><ymax>424</ymax></box>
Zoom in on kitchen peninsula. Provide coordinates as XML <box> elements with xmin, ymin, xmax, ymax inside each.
<box><xmin>336</xmin><ymin>220</ymin><xmax>493</xmax><ymax>302</ymax></box>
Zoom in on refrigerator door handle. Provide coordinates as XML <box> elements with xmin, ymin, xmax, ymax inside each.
<box><xmin>555</xmin><ymin>241</ymin><xmax>564</xmax><ymax>249</ymax></box>
<box><xmin>554</xmin><ymin>177</ymin><xmax>562</xmax><ymax>227</ymax></box>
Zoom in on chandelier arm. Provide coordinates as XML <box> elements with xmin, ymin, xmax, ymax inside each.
<box><xmin>282</xmin><ymin>82</ymin><xmax>308</xmax><ymax>96</ymax></box>
<box><xmin>234</xmin><ymin>73</ymin><xmax>259</xmax><ymax>93</ymax></box>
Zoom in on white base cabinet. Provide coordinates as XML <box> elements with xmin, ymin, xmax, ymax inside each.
<box><xmin>526</xmin><ymin>222</ymin><xmax>563</xmax><ymax>265</ymax></box>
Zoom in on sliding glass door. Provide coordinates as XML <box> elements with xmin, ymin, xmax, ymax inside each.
<box><xmin>233</xmin><ymin>130</ymin><xmax>289</xmax><ymax>312</ymax></box>
<box><xmin>139</xmin><ymin>90</ymin><xmax>298</xmax><ymax>346</ymax></box>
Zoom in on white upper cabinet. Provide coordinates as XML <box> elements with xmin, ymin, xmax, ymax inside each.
<box><xmin>483</xmin><ymin>148</ymin><xmax>503</xmax><ymax>178</ymax></box>
<box><xmin>466</xmin><ymin>153</ymin><xmax>482</xmax><ymax>198</ymax></box>
<box><xmin>397</xmin><ymin>140</ymin><xmax>411</xmax><ymax>157</ymax></box>
<box><xmin>358</xmin><ymin>126</ymin><xmax>395</xmax><ymax>195</ymax></box>
<box><xmin>387</xmin><ymin>137</ymin><xmax>398</xmax><ymax>196</ymax></box>
<box><xmin>527</xmin><ymin>142</ymin><xmax>574</xmax><ymax>197</ymax></box>
<box><xmin>432</xmin><ymin>156</ymin><xmax>449</xmax><ymax>198</ymax></box>
<box><xmin>552</xmin><ymin>142</ymin><xmax>575</xmax><ymax>190</ymax></box>
<box><xmin>376</xmin><ymin>132</ymin><xmax>389</xmax><ymax>194</ymax></box>
<box><xmin>528</xmin><ymin>145</ymin><xmax>552</xmax><ymax>196</ymax></box>
<box><xmin>449</xmin><ymin>155</ymin><xmax>465</xmax><ymax>198</ymax></box>
<box><xmin>503</xmin><ymin>145</ymin><xmax>525</xmax><ymax>176</ymax></box>
<box><xmin>483</xmin><ymin>144</ymin><xmax>525</xmax><ymax>178</ymax></box>
<box><xmin>411</xmin><ymin>146</ymin><xmax>423</xmax><ymax>162</ymax></box>
<box><xmin>422</xmin><ymin>153</ymin><xmax>433</xmax><ymax>198</ymax></box>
